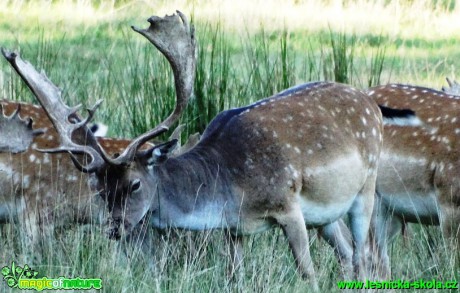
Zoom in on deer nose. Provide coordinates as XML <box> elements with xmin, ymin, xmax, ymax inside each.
<box><xmin>107</xmin><ymin>227</ymin><xmax>121</xmax><ymax>240</ymax></box>
<box><xmin>106</xmin><ymin>218</ymin><xmax>122</xmax><ymax>240</ymax></box>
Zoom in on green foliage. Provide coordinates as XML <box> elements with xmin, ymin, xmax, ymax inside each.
<box><xmin>193</xmin><ymin>21</ymin><xmax>233</xmax><ymax>133</ymax></box>
<box><xmin>327</xmin><ymin>29</ymin><xmax>357</xmax><ymax>84</ymax></box>
<box><xmin>367</xmin><ymin>34</ymin><xmax>393</xmax><ymax>87</ymax></box>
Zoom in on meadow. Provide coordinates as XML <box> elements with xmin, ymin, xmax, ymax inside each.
<box><xmin>0</xmin><ymin>0</ymin><xmax>459</xmax><ymax>292</ymax></box>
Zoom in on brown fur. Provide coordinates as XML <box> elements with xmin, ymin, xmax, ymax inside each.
<box><xmin>97</xmin><ymin>82</ymin><xmax>383</xmax><ymax>288</ymax></box>
<box><xmin>0</xmin><ymin>99</ymin><xmax>150</xmax><ymax>243</ymax></box>
<box><xmin>367</xmin><ymin>84</ymin><xmax>460</xmax><ymax>278</ymax></box>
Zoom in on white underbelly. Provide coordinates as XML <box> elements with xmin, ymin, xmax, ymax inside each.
<box><xmin>151</xmin><ymin>201</ymin><xmax>238</xmax><ymax>230</ymax></box>
<box><xmin>380</xmin><ymin>192</ymin><xmax>439</xmax><ymax>223</ymax></box>
<box><xmin>299</xmin><ymin>195</ymin><xmax>356</xmax><ymax>227</ymax></box>
<box><xmin>299</xmin><ymin>152</ymin><xmax>367</xmax><ymax>226</ymax></box>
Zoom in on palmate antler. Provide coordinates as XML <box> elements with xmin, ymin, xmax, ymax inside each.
<box><xmin>1</xmin><ymin>49</ymin><xmax>107</xmax><ymax>172</ymax></box>
<box><xmin>442</xmin><ymin>77</ymin><xmax>460</xmax><ymax>97</ymax></box>
<box><xmin>113</xmin><ymin>10</ymin><xmax>196</xmax><ymax>164</ymax></box>
<box><xmin>0</xmin><ymin>103</ymin><xmax>44</xmax><ymax>153</ymax></box>
<box><xmin>2</xmin><ymin>10</ymin><xmax>196</xmax><ymax>171</ymax></box>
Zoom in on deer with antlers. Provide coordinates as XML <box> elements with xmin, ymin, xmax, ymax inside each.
<box><xmin>2</xmin><ymin>11</ymin><xmax>387</xmax><ymax>288</ymax></box>
<box><xmin>1</xmin><ymin>97</ymin><xmax>196</xmax><ymax>259</ymax></box>
<box><xmin>365</xmin><ymin>81</ymin><xmax>460</xmax><ymax>278</ymax></box>
<box><xmin>0</xmin><ymin>97</ymin><xmax>164</xmax><ymax>245</ymax></box>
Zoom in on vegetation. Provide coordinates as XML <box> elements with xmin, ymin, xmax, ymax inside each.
<box><xmin>0</xmin><ymin>0</ymin><xmax>458</xmax><ymax>292</ymax></box>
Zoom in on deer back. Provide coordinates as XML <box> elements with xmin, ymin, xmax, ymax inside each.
<box><xmin>368</xmin><ymin>84</ymin><xmax>460</xmax><ymax>213</ymax></box>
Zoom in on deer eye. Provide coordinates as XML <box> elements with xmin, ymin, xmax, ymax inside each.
<box><xmin>130</xmin><ymin>179</ymin><xmax>141</xmax><ymax>193</ymax></box>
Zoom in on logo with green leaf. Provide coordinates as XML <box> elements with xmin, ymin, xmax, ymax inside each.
<box><xmin>2</xmin><ymin>262</ymin><xmax>39</xmax><ymax>288</ymax></box>
<box><xmin>2</xmin><ymin>261</ymin><xmax>101</xmax><ymax>291</ymax></box>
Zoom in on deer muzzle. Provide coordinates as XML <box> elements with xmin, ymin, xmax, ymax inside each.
<box><xmin>106</xmin><ymin>218</ymin><xmax>123</xmax><ymax>240</ymax></box>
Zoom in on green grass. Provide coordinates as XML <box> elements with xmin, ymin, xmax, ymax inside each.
<box><xmin>1</xmin><ymin>0</ymin><xmax>459</xmax><ymax>292</ymax></box>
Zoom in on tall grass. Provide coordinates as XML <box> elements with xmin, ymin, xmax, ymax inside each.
<box><xmin>0</xmin><ymin>1</ymin><xmax>459</xmax><ymax>292</ymax></box>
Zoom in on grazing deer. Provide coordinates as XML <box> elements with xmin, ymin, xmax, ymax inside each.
<box><xmin>2</xmin><ymin>12</ymin><xmax>385</xmax><ymax>289</ymax></box>
<box><xmin>1</xmin><ymin>98</ymin><xmax>194</xmax><ymax>261</ymax></box>
<box><xmin>366</xmin><ymin>82</ymin><xmax>460</xmax><ymax>278</ymax></box>
<box><xmin>0</xmin><ymin>98</ymin><xmax>156</xmax><ymax>246</ymax></box>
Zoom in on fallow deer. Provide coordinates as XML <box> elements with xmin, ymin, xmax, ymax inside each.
<box><xmin>1</xmin><ymin>97</ymin><xmax>196</xmax><ymax>263</ymax></box>
<box><xmin>366</xmin><ymin>83</ymin><xmax>460</xmax><ymax>278</ymax></box>
<box><xmin>2</xmin><ymin>11</ymin><xmax>386</xmax><ymax>289</ymax></box>
<box><xmin>0</xmin><ymin>98</ymin><xmax>155</xmax><ymax>245</ymax></box>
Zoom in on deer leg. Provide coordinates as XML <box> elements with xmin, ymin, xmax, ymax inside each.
<box><xmin>276</xmin><ymin>205</ymin><xmax>318</xmax><ymax>291</ymax></box>
<box><xmin>318</xmin><ymin>220</ymin><xmax>353</xmax><ymax>278</ymax></box>
<box><xmin>440</xmin><ymin>203</ymin><xmax>460</xmax><ymax>247</ymax></box>
<box><xmin>368</xmin><ymin>193</ymin><xmax>392</xmax><ymax>279</ymax></box>
<box><xmin>22</xmin><ymin>215</ymin><xmax>37</xmax><ymax>248</ymax></box>
<box><xmin>348</xmin><ymin>177</ymin><xmax>375</xmax><ymax>280</ymax></box>
<box><xmin>19</xmin><ymin>208</ymin><xmax>50</xmax><ymax>264</ymax></box>
<box><xmin>226</xmin><ymin>231</ymin><xmax>244</xmax><ymax>276</ymax></box>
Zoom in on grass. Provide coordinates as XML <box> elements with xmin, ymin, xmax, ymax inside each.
<box><xmin>0</xmin><ymin>0</ymin><xmax>459</xmax><ymax>292</ymax></box>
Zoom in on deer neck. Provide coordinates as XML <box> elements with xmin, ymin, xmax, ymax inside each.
<box><xmin>149</xmin><ymin>146</ymin><xmax>239</xmax><ymax>230</ymax></box>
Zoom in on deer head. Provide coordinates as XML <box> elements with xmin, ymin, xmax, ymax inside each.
<box><xmin>1</xmin><ymin>10</ymin><xmax>196</xmax><ymax>231</ymax></box>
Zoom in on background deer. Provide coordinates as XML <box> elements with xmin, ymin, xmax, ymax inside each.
<box><xmin>366</xmin><ymin>82</ymin><xmax>460</xmax><ymax>278</ymax></box>
<box><xmin>2</xmin><ymin>11</ymin><xmax>385</xmax><ymax>289</ymax></box>
<box><xmin>0</xmin><ymin>98</ymin><xmax>163</xmax><ymax>247</ymax></box>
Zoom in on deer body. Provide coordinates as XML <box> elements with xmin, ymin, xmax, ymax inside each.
<box><xmin>144</xmin><ymin>83</ymin><xmax>375</xmax><ymax>233</ymax></box>
<box><xmin>367</xmin><ymin>84</ymin><xmax>460</xmax><ymax>277</ymax></box>
<box><xmin>0</xmin><ymin>99</ymin><xmax>133</xmax><ymax>236</ymax></box>
<box><xmin>94</xmin><ymin>82</ymin><xmax>383</xmax><ymax>287</ymax></box>
<box><xmin>1</xmin><ymin>100</ymin><xmax>91</xmax><ymax>224</ymax></box>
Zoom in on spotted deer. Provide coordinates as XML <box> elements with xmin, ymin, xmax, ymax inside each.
<box><xmin>0</xmin><ymin>98</ymin><xmax>159</xmax><ymax>245</ymax></box>
<box><xmin>2</xmin><ymin>11</ymin><xmax>385</xmax><ymax>289</ymax></box>
<box><xmin>366</xmin><ymin>83</ymin><xmax>460</xmax><ymax>278</ymax></box>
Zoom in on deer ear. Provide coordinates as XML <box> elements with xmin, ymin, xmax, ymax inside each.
<box><xmin>139</xmin><ymin>139</ymin><xmax>179</xmax><ymax>166</ymax></box>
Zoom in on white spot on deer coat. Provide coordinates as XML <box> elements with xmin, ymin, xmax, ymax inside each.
<box><xmin>66</xmin><ymin>175</ymin><xmax>79</xmax><ymax>182</ymax></box>
<box><xmin>22</xmin><ymin>175</ymin><xmax>30</xmax><ymax>188</ymax></box>
<box><xmin>43</xmin><ymin>154</ymin><xmax>50</xmax><ymax>164</ymax></box>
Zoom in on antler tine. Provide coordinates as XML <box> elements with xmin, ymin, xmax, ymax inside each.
<box><xmin>73</xmin><ymin>99</ymin><xmax>103</xmax><ymax>129</ymax></box>
<box><xmin>443</xmin><ymin>77</ymin><xmax>460</xmax><ymax>96</ymax></box>
<box><xmin>1</xmin><ymin>48</ymin><xmax>107</xmax><ymax>173</ymax></box>
<box><xmin>113</xmin><ymin>11</ymin><xmax>196</xmax><ymax>164</ymax></box>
